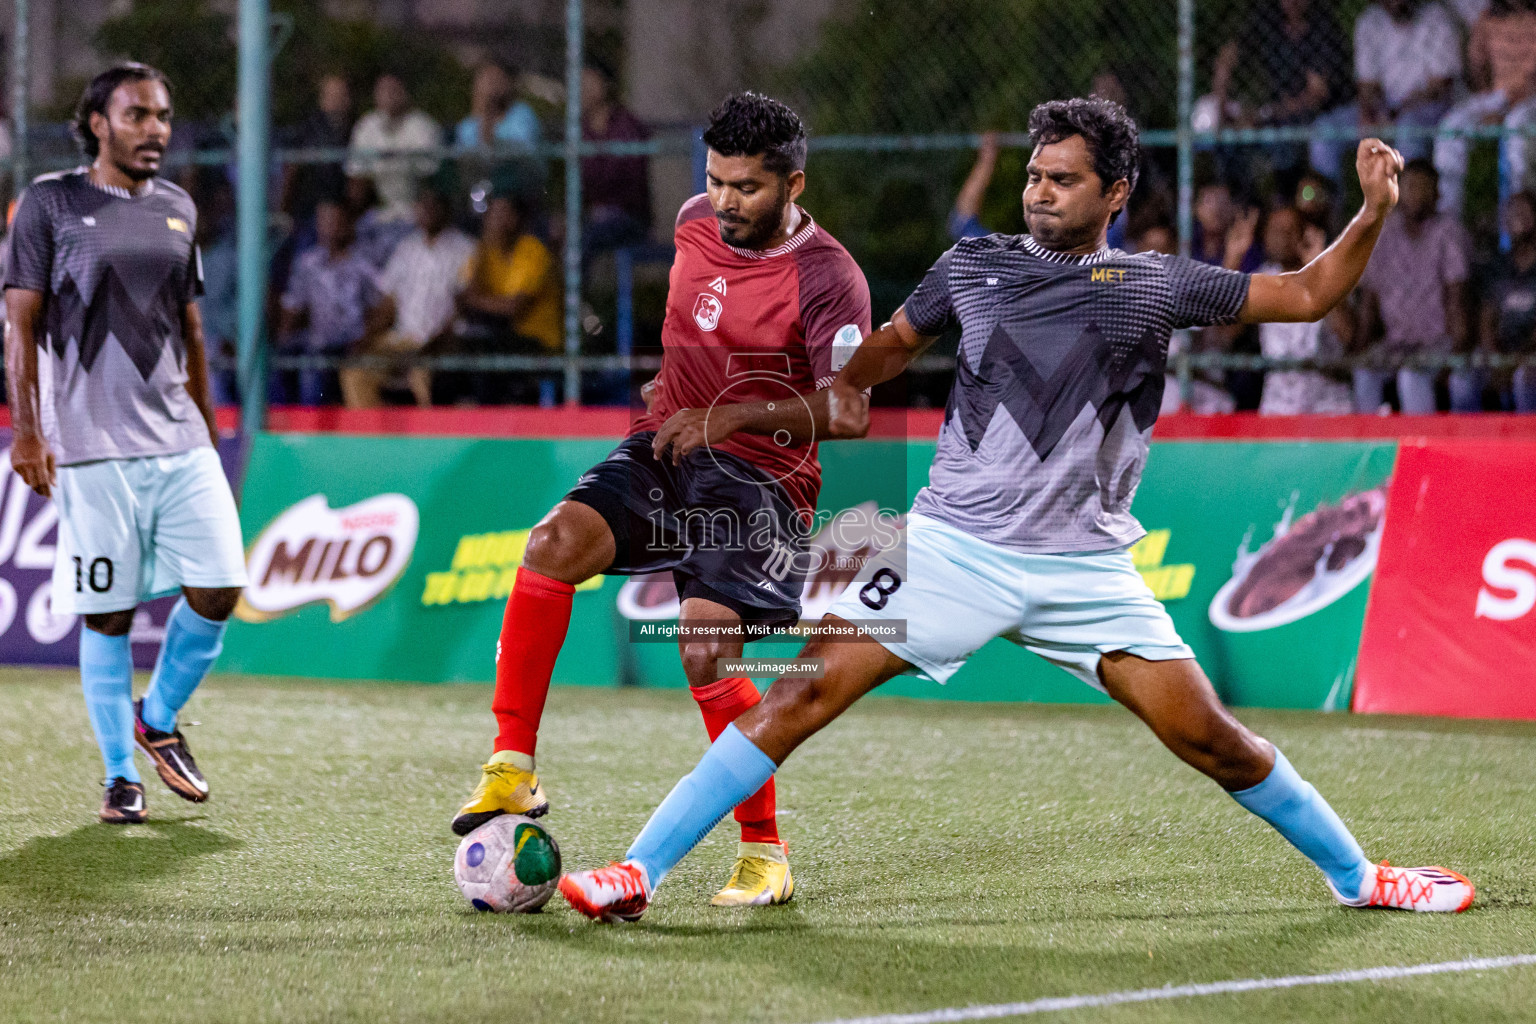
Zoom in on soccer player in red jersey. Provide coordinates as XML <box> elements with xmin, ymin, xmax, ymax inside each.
<box><xmin>451</xmin><ymin>92</ymin><xmax>871</xmax><ymax>906</ymax></box>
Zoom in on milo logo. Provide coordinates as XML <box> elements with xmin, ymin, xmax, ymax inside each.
<box><xmin>237</xmin><ymin>493</ymin><xmax>419</xmax><ymax>623</ymax></box>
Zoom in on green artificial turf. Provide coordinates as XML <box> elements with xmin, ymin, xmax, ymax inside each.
<box><xmin>2</xmin><ymin>668</ymin><xmax>1534</xmax><ymax>1023</ymax></box>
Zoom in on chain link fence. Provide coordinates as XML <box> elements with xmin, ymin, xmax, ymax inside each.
<box><xmin>6</xmin><ymin>0</ymin><xmax>1536</xmax><ymax>414</ymax></box>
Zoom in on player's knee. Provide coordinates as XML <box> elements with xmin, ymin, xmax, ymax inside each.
<box><xmin>184</xmin><ymin>587</ymin><xmax>242</xmax><ymax>622</ymax></box>
<box><xmin>522</xmin><ymin>516</ymin><xmax>601</xmax><ymax>581</ymax></box>
<box><xmin>84</xmin><ymin>610</ymin><xmax>134</xmax><ymax>637</ymax></box>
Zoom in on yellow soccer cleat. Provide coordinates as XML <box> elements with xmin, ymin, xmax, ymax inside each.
<box><xmin>710</xmin><ymin>842</ymin><xmax>794</xmax><ymax>907</ymax></box>
<box><xmin>451</xmin><ymin>750</ymin><xmax>549</xmax><ymax>836</ymax></box>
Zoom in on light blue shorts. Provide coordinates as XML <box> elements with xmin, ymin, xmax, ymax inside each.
<box><xmin>51</xmin><ymin>447</ymin><xmax>248</xmax><ymax>615</ymax></box>
<box><xmin>826</xmin><ymin>513</ymin><xmax>1193</xmax><ymax>692</ymax></box>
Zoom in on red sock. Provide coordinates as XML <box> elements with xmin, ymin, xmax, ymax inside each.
<box><xmin>690</xmin><ymin>675</ymin><xmax>780</xmax><ymax>845</ymax></box>
<box><xmin>491</xmin><ymin>567</ymin><xmax>575</xmax><ymax>756</ymax></box>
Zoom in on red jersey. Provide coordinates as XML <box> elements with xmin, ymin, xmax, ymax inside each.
<box><xmin>634</xmin><ymin>194</ymin><xmax>872</xmax><ymax>513</ymax></box>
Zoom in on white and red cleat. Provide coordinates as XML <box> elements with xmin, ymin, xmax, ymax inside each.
<box><xmin>558</xmin><ymin>860</ymin><xmax>652</xmax><ymax>923</ymax></box>
<box><xmin>1330</xmin><ymin>861</ymin><xmax>1475</xmax><ymax>913</ymax></box>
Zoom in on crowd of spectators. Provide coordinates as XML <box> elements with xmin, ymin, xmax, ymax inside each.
<box><xmin>181</xmin><ymin>2</ymin><xmax>1536</xmax><ymax>414</ymax></box>
<box><xmin>187</xmin><ymin>59</ymin><xmax>650</xmax><ymax>409</ymax></box>
<box><xmin>1060</xmin><ymin>0</ymin><xmax>1536</xmax><ymax>414</ymax></box>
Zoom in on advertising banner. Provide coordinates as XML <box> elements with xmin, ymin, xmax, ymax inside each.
<box><xmin>1354</xmin><ymin>440</ymin><xmax>1536</xmax><ymax>719</ymax></box>
<box><xmin>223</xmin><ymin>433</ymin><xmax>1391</xmax><ymax>711</ymax></box>
<box><xmin>0</xmin><ymin>430</ymin><xmax>245</xmax><ymax>669</ymax></box>
<box><xmin>220</xmin><ymin>434</ymin><xmax>626</xmax><ymax>683</ymax></box>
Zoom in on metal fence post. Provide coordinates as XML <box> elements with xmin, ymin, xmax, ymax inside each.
<box><xmin>237</xmin><ymin>0</ymin><xmax>271</xmax><ymax>432</ymax></box>
<box><xmin>10</xmin><ymin>0</ymin><xmax>28</xmax><ymax>199</ymax></box>
<box><xmin>1175</xmin><ymin>0</ymin><xmax>1193</xmax><ymax>257</ymax></box>
<box><xmin>1175</xmin><ymin>0</ymin><xmax>1195</xmax><ymax>407</ymax></box>
<box><xmin>563</xmin><ymin>0</ymin><xmax>584</xmax><ymax>405</ymax></box>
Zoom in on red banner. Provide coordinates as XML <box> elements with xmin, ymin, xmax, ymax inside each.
<box><xmin>1354</xmin><ymin>440</ymin><xmax>1536</xmax><ymax>719</ymax></box>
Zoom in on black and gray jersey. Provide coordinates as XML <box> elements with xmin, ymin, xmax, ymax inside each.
<box><xmin>903</xmin><ymin>233</ymin><xmax>1250</xmax><ymax>553</ymax></box>
<box><xmin>4</xmin><ymin>169</ymin><xmax>206</xmax><ymax>465</ymax></box>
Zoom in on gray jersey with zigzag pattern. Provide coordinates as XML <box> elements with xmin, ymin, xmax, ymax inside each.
<box><xmin>5</xmin><ymin>169</ymin><xmax>206</xmax><ymax>465</ymax></box>
<box><xmin>902</xmin><ymin>234</ymin><xmax>1249</xmax><ymax>553</ymax></box>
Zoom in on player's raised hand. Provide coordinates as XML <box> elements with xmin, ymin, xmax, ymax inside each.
<box><xmin>12</xmin><ymin>433</ymin><xmax>56</xmax><ymax>498</ymax></box>
<box><xmin>1357</xmin><ymin>138</ymin><xmax>1404</xmax><ymax>217</ymax></box>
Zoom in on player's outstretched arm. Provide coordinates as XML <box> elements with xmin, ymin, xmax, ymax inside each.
<box><xmin>181</xmin><ymin>302</ymin><xmax>221</xmax><ymax>449</ymax></box>
<box><xmin>4</xmin><ymin>288</ymin><xmax>56</xmax><ymax>497</ymax></box>
<box><xmin>1239</xmin><ymin>139</ymin><xmax>1403</xmax><ymax>325</ymax></box>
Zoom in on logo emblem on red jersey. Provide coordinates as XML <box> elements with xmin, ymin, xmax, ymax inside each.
<box><xmin>708</xmin><ymin>276</ymin><xmax>728</xmax><ymax>296</ymax></box>
<box><xmin>693</xmin><ymin>293</ymin><xmax>723</xmax><ymax>332</ymax></box>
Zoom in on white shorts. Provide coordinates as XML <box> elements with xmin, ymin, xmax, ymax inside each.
<box><xmin>827</xmin><ymin>513</ymin><xmax>1193</xmax><ymax>692</ymax></box>
<box><xmin>51</xmin><ymin>447</ymin><xmax>249</xmax><ymax>615</ymax></box>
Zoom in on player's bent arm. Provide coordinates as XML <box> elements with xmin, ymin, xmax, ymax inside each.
<box><xmin>181</xmin><ymin>302</ymin><xmax>221</xmax><ymax>448</ymax></box>
<box><xmin>1239</xmin><ymin>139</ymin><xmax>1402</xmax><ymax>325</ymax></box>
<box><xmin>826</xmin><ymin>308</ymin><xmax>936</xmax><ymax>439</ymax></box>
<box><xmin>709</xmin><ymin>308</ymin><xmax>935</xmax><ymax>445</ymax></box>
<box><xmin>3</xmin><ymin>288</ymin><xmax>56</xmax><ymax>496</ymax></box>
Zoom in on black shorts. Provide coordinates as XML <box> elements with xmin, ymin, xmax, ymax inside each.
<box><xmin>565</xmin><ymin>432</ymin><xmax>807</xmax><ymax>628</ymax></box>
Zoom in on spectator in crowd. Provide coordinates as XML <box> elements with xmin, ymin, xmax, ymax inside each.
<box><xmin>449</xmin><ymin>192</ymin><xmax>562</xmax><ymax>405</ymax></box>
<box><xmin>1294</xmin><ymin>170</ymin><xmax>1339</xmax><ymax>233</ymax></box>
<box><xmin>1133</xmin><ymin>221</ymin><xmax>1177</xmax><ymax>256</ymax></box>
<box><xmin>456</xmin><ymin>62</ymin><xmax>546</xmax><ymax>218</ymax></box>
<box><xmin>580</xmin><ymin>63</ymin><xmax>652</xmax><ymax>252</ymax></box>
<box><xmin>346</xmin><ymin>175</ymin><xmax>413</xmax><ymax>269</ymax></box>
<box><xmin>278</xmin><ymin>199</ymin><xmax>383</xmax><ymax>406</ymax></box>
<box><xmin>1355</xmin><ymin>159</ymin><xmax>1471</xmax><ymax>412</ymax></box>
<box><xmin>1434</xmin><ymin>0</ymin><xmax>1536</xmax><ymax>215</ymax></box>
<box><xmin>280</xmin><ymin>73</ymin><xmax>354</xmax><ymax>229</ymax></box>
<box><xmin>194</xmin><ymin>175</ymin><xmax>240</xmax><ymax>406</ymax></box>
<box><xmin>340</xmin><ymin>187</ymin><xmax>477</xmax><ymax>408</ymax></box>
<box><xmin>456</xmin><ymin>62</ymin><xmax>541</xmax><ymax>150</ymax></box>
<box><xmin>1311</xmin><ymin>0</ymin><xmax>1461</xmax><ymax>182</ymax></box>
<box><xmin>1256</xmin><ymin>206</ymin><xmax>1356</xmax><ymax>414</ymax></box>
<box><xmin>1210</xmin><ymin>0</ymin><xmax>1352</xmax><ymax>174</ymax></box>
<box><xmin>949</xmin><ymin>131</ymin><xmax>999</xmax><ymax>240</ymax></box>
<box><xmin>346</xmin><ymin>72</ymin><xmax>442</xmax><ymax>224</ymax></box>
<box><xmin>1193</xmin><ymin>182</ymin><xmax>1264</xmax><ymax>271</ymax></box>
<box><xmin>1450</xmin><ymin>190</ymin><xmax>1536</xmax><ymax>410</ymax></box>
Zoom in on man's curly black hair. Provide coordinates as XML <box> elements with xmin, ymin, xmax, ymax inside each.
<box><xmin>73</xmin><ymin>63</ymin><xmax>172</xmax><ymax>159</ymax></box>
<box><xmin>701</xmin><ymin>92</ymin><xmax>808</xmax><ymax>177</ymax></box>
<box><xmin>1028</xmin><ymin>97</ymin><xmax>1141</xmax><ymax>214</ymax></box>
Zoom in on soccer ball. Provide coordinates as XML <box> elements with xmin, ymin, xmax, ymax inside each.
<box><xmin>453</xmin><ymin>814</ymin><xmax>562</xmax><ymax>913</ymax></box>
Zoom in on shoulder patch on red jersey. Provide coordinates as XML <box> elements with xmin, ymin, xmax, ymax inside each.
<box><xmin>676</xmin><ymin>193</ymin><xmax>715</xmax><ymax>230</ymax></box>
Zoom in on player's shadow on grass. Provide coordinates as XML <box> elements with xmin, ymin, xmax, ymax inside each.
<box><xmin>0</xmin><ymin>820</ymin><xmax>241</xmax><ymax>905</ymax></box>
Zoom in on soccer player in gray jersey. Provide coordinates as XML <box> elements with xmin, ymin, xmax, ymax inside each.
<box><xmin>560</xmin><ymin>97</ymin><xmax>1474</xmax><ymax>922</ymax></box>
<box><xmin>3</xmin><ymin>64</ymin><xmax>248</xmax><ymax>824</ymax></box>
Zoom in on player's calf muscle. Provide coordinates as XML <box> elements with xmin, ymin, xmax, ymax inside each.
<box><xmin>1100</xmin><ymin>654</ymin><xmax>1273</xmax><ymax>790</ymax></box>
<box><xmin>743</xmin><ymin>636</ymin><xmax>901</xmax><ymax>762</ymax></box>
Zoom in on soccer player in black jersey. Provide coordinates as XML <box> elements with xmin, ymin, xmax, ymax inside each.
<box><xmin>561</xmin><ymin>98</ymin><xmax>1474</xmax><ymax>922</ymax></box>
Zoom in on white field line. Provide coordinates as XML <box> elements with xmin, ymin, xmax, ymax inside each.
<box><xmin>807</xmin><ymin>954</ymin><xmax>1536</xmax><ymax>1024</ymax></box>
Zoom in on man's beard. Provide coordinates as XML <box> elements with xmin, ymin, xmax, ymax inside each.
<box><xmin>717</xmin><ymin>187</ymin><xmax>791</xmax><ymax>249</ymax></box>
<box><xmin>107</xmin><ymin>127</ymin><xmax>160</xmax><ymax>182</ymax></box>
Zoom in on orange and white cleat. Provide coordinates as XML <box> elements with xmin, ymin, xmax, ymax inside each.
<box><xmin>1330</xmin><ymin>861</ymin><xmax>1475</xmax><ymax>913</ymax></box>
<box><xmin>558</xmin><ymin>861</ymin><xmax>652</xmax><ymax>923</ymax></box>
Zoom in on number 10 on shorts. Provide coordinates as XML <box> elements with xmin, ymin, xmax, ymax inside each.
<box><xmin>73</xmin><ymin>556</ymin><xmax>115</xmax><ymax>594</ymax></box>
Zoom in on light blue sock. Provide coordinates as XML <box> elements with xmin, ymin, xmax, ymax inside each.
<box><xmin>1230</xmin><ymin>748</ymin><xmax>1370</xmax><ymax>899</ymax></box>
<box><xmin>625</xmin><ymin>724</ymin><xmax>778</xmax><ymax>889</ymax></box>
<box><xmin>79</xmin><ymin>627</ymin><xmax>138</xmax><ymax>784</ymax></box>
<box><xmin>141</xmin><ymin>599</ymin><xmax>227</xmax><ymax>734</ymax></box>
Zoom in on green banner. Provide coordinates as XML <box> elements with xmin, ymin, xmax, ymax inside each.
<box><xmin>223</xmin><ymin>433</ymin><xmax>1395</xmax><ymax>710</ymax></box>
